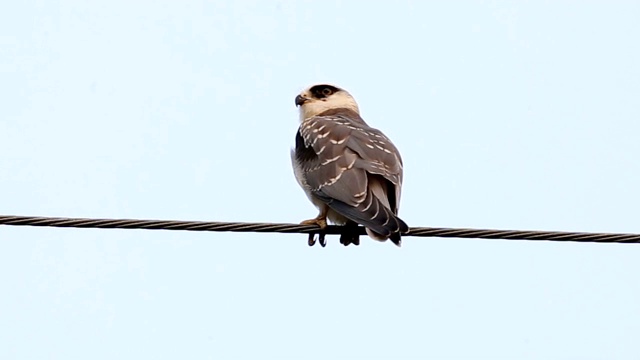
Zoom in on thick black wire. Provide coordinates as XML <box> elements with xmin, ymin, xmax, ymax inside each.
<box><xmin>1</xmin><ymin>215</ymin><xmax>639</xmax><ymax>244</ymax></box>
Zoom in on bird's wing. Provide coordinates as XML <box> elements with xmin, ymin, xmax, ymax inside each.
<box><xmin>294</xmin><ymin>113</ymin><xmax>407</xmax><ymax>237</ymax></box>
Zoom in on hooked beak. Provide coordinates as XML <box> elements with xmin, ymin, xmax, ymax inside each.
<box><xmin>295</xmin><ymin>95</ymin><xmax>308</xmax><ymax>107</ymax></box>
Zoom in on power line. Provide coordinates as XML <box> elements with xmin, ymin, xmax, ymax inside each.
<box><xmin>1</xmin><ymin>214</ymin><xmax>639</xmax><ymax>245</ymax></box>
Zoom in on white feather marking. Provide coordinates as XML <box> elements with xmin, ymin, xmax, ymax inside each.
<box><xmin>370</xmin><ymin>205</ymin><xmax>380</xmax><ymax>220</ymax></box>
<box><xmin>323</xmin><ymin>174</ymin><xmax>342</xmax><ymax>187</ymax></box>
<box><xmin>321</xmin><ymin>155</ymin><xmax>341</xmax><ymax>165</ymax></box>
<box><xmin>316</xmin><ymin>170</ymin><xmax>345</xmax><ymax>189</ymax></box>
<box><xmin>383</xmin><ymin>148</ymin><xmax>392</xmax><ymax>154</ymax></box>
<box><xmin>317</xmin><ymin>132</ymin><xmax>330</xmax><ymax>139</ymax></box>
<box><xmin>362</xmin><ymin>198</ymin><xmax>374</xmax><ymax>211</ymax></box>
<box><xmin>381</xmin><ymin>212</ymin><xmax>390</xmax><ymax>226</ymax></box>
<box><xmin>317</xmin><ymin>145</ymin><xmax>327</xmax><ymax>154</ymax></box>
<box><xmin>366</xmin><ymin>144</ymin><xmax>375</xmax><ymax>149</ymax></box>
<box><xmin>330</xmin><ymin>138</ymin><xmax>346</xmax><ymax>145</ymax></box>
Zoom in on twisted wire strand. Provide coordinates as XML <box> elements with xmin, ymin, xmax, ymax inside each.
<box><xmin>1</xmin><ymin>215</ymin><xmax>639</xmax><ymax>244</ymax></box>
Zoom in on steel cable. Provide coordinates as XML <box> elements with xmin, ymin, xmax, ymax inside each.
<box><xmin>1</xmin><ymin>214</ymin><xmax>639</xmax><ymax>244</ymax></box>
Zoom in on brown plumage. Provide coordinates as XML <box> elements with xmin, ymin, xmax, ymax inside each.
<box><xmin>291</xmin><ymin>84</ymin><xmax>409</xmax><ymax>246</ymax></box>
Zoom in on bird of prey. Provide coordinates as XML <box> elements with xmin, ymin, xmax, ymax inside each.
<box><xmin>291</xmin><ymin>84</ymin><xmax>409</xmax><ymax>247</ymax></box>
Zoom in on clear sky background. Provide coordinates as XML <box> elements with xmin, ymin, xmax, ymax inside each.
<box><xmin>1</xmin><ymin>1</ymin><xmax>640</xmax><ymax>359</ymax></box>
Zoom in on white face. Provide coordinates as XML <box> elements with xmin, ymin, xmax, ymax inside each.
<box><xmin>296</xmin><ymin>84</ymin><xmax>360</xmax><ymax>121</ymax></box>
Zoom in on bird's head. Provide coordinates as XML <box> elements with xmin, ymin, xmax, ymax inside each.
<box><xmin>295</xmin><ymin>84</ymin><xmax>360</xmax><ymax>121</ymax></box>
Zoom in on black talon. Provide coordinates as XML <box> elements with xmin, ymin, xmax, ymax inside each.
<box><xmin>308</xmin><ymin>233</ymin><xmax>316</xmax><ymax>246</ymax></box>
<box><xmin>339</xmin><ymin>221</ymin><xmax>360</xmax><ymax>246</ymax></box>
<box><xmin>319</xmin><ymin>233</ymin><xmax>326</xmax><ymax>247</ymax></box>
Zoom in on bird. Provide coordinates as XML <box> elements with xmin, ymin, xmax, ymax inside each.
<box><xmin>291</xmin><ymin>83</ymin><xmax>409</xmax><ymax>247</ymax></box>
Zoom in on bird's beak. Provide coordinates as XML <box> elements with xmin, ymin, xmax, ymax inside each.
<box><xmin>295</xmin><ymin>95</ymin><xmax>308</xmax><ymax>107</ymax></box>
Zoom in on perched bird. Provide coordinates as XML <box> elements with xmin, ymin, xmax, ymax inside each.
<box><xmin>291</xmin><ymin>84</ymin><xmax>409</xmax><ymax>247</ymax></box>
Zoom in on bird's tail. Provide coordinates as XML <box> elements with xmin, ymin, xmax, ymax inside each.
<box><xmin>327</xmin><ymin>185</ymin><xmax>409</xmax><ymax>246</ymax></box>
<box><xmin>366</xmin><ymin>215</ymin><xmax>408</xmax><ymax>247</ymax></box>
<box><xmin>365</xmin><ymin>176</ymin><xmax>409</xmax><ymax>246</ymax></box>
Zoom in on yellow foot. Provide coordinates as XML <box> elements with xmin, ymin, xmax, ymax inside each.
<box><xmin>300</xmin><ymin>218</ymin><xmax>328</xmax><ymax>229</ymax></box>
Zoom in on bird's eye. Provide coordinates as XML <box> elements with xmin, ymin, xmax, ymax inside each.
<box><xmin>322</xmin><ymin>87</ymin><xmax>333</xmax><ymax>96</ymax></box>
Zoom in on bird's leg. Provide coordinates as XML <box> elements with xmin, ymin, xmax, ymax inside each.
<box><xmin>339</xmin><ymin>220</ymin><xmax>360</xmax><ymax>246</ymax></box>
<box><xmin>302</xmin><ymin>206</ymin><xmax>329</xmax><ymax>247</ymax></box>
<box><xmin>300</xmin><ymin>205</ymin><xmax>328</xmax><ymax>229</ymax></box>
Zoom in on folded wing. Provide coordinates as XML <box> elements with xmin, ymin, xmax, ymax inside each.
<box><xmin>295</xmin><ymin>110</ymin><xmax>408</xmax><ymax>242</ymax></box>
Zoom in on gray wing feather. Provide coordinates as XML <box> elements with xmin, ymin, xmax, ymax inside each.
<box><xmin>296</xmin><ymin>113</ymin><xmax>408</xmax><ymax>238</ymax></box>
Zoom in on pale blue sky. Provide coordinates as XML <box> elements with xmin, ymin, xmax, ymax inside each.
<box><xmin>2</xmin><ymin>1</ymin><xmax>640</xmax><ymax>359</ymax></box>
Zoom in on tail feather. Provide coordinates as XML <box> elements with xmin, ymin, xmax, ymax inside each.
<box><xmin>389</xmin><ymin>232</ymin><xmax>401</xmax><ymax>246</ymax></box>
<box><xmin>367</xmin><ymin>176</ymin><xmax>408</xmax><ymax>241</ymax></box>
<box><xmin>319</xmin><ymin>174</ymin><xmax>409</xmax><ymax>246</ymax></box>
<box><xmin>367</xmin><ymin>215</ymin><xmax>409</xmax><ymax>246</ymax></box>
<box><xmin>327</xmin><ymin>194</ymin><xmax>394</xmax><ymax>237</ymax></box>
